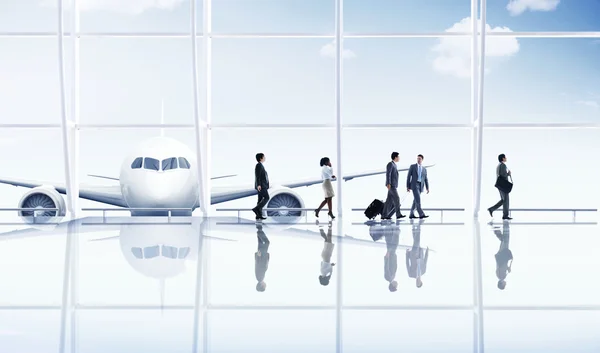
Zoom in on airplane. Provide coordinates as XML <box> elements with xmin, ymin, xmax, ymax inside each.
<box><xmin>0</xmin><ymin>135</ymin><xmax>434</xmax><ymax>225</ymax></box>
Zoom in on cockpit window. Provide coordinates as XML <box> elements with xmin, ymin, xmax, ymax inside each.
<box><xmin>143</xmin><ymin>245</ymin><xmax>160</xmax><ymax>258</ymax></box>
<box><xmin>144</xmin><ymin>157</ymin><xmax>160</xmax><ymax>171</ymax></box>
<box><xmin>162</xmin><ymin>245</ymin><xmax>178</xmax><ymax>259</ymax></box>
<box><xmin>131</xmin><ymin>157</ymin><xmax>143</xmax><ymax>169</ymax></box>
<box><xmin>178</xmin><ymin>157</ymin><xmax>190</xmax><ymax>169</ymax></box>
<box><xmin>162</xmin><ymin>157</ymin><xmax>178</xmax><ymax>171</ymax></box>
<box><xmin>131</xmin><ymin>247</ymin><xmax>143</xmax><ymax>259</ymax></box>
<box><xmin>178</xmin><ymin>247</ymin><xmax>190</xmax><ymax>259</ymax></box>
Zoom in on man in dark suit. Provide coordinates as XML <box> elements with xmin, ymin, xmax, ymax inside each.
<box><xmin>383</xmin><ymin>224</ymin><xmax>400</xmax><ymax>292</ymax></box>
<box><xmin>382</xmin><ymin>152</ymin><xmax>405</xmax><ymax>220</ymax></box>
<box><xmin>255</xmin><ymin>224</ymin><xmax>270</xmax><ymax>292</ymax></box>
<box><xmin>252</xmin><ymin>153</ymin><xmax>269</xmax><ymax>220</ymax></box>
<box><xmin>488</xmin><ymin>153</ymin><xmax>512</xmax><ymax>220</ymax></box>
<box><xmin>406</xmin><ymin>154</ymin><xmax>429</xmax><ymax>219</ymax></box>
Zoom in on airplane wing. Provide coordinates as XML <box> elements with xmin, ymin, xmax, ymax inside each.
<box><xmin>0</xmin><ymin>177</ymin><xmax>127</xmax><ymax>207</ymax></box>
<box><xmin>210</xmin><ymin>164</ymin><xmax>435</xmax><ymax>205</ymax></box>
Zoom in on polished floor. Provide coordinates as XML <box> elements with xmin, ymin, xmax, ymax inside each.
<box><xmin>0</xmin><ymin>213</ymin><xmax>599</xmax><ymax>353</ymax></box>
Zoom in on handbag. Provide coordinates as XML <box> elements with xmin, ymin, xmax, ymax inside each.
<box><xmin>495</xmin><ymin>175</ymin><xmax>513</xmax><ymax>194</ymax></box>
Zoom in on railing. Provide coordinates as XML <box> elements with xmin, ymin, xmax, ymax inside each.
<box><xmin>508</xmin><ymin>208</ymin><xmax>597</xmax><ymax>222</ymax></box>
<box><xmin>0</xmin><ymin>207</ymin><xmax>60</xmax><ymax>223</ymax></box>
<box><xmin>81</xmin><ymin>208</ymin><xmax>194</xmax><ymax>223</ymax></box>
<box><xmin>351</xmin><ymin>207</ymin><xmax>465</xmax><ymax>222</ymax></box>
<box><xmin>215</xmin><ymin>207</ymin><xmax>330</xmax><ymax>223</ymax></box>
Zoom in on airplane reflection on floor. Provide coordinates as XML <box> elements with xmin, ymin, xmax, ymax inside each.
<box><xmin>1</xmin><ymin>217</ymin><xmax>600</xmax><ymax>353</ymax></box>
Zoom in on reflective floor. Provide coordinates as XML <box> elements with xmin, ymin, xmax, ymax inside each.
<box><xmin>0</xmin><ymin>213</ymin><xmax>599</xmax><ymax>352</ymax></box>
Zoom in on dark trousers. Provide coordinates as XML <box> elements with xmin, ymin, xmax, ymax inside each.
<box><xmin>489</xmin><ymin>189</ymin><xmax>510</xmax><ymax>218</ymax></box>
<box><xmin>255</xmin><ymin>189</ymin><xmax>270</xmax><ymax>215</ymax></box>
<box><xmin>383</xmin><ymin>187</ymin><xmax>402</xmax><ymax>218</ymax></box>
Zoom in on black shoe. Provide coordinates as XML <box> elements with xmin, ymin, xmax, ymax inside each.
<box><xmin>315</xmin><ymin>209</ymin><xmax>320</xmax><ymax>218</ymax></box>
<box><xmin>328</xmin><ymin>213</ymin><xmax>335</xmax><ymax>220</ymax></box>
<box><xmin>502</xmin><ymin>216</ymin><xmax>512</xmax><ymax>220</ymax></box>
<box><xmin>398</xmin><ymin>214</ymin><xmax>406</xmax><ymax>218</ymax></box>
<box><xmin>409</xmin><ymin>215</ymin><xmax>417</xmax><ymax>219</ymax></box>
<box><xmin>419</xmin><ymin>215</ymin><xmax>429</xmax><ymax>219</ymax></box>
<box><xmin>488</xmin><ymin>208</ymin><xmax>493</xmax><ymax>217</ymax></box>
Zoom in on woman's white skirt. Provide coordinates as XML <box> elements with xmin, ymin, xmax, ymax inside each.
<box><xmin>322</xmin><ymin>179</ymin><xmax>335</xmax><ymax>198</ymax></box>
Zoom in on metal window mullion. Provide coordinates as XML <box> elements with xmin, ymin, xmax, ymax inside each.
<box><xmin>203</xmin><ymin>0</ymin><xmax>213</xmax><ymax>218</ymax></box>
<box><xmin>335</xmin><ymin>0</ymin><xmax>344</xmax><ymax>219</ymax></box>
<box><xmin>474</xmin><ymin>0</ymin><xmax>487</xmax><ymax>218</ymax></box>
<box><xmin>469</xmin><ymin>0</ymin><xmax>479</xmax><ymax>219</ymax></box>
<box><xmin>191</xmin><ymin>0</ymin><xmax>207</xmax><ymax>216</ymax></box>
<box><xmin>57</xmin><ymin>0</ymin><xmax>75</xmax><ymax>216</ymax></box>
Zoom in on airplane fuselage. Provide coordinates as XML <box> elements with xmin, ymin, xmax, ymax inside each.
<box><xmin>119</xmin><ymin>136</ymin><xmax>199</xmax><ymax>216</ymax></box>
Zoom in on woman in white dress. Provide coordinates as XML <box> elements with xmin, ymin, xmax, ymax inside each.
<box><xmin>315</xmin><ymin>157</ymin><xmax>336</xmax><ymax>220</ymax></box>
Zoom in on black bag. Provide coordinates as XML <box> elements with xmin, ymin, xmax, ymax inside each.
<box><xmin>364</xmin><ymin>199</ymin><xmax>384</xmax><ymax>219</ymax></box>
<box><xmin>495</xmin><ymin>175</ymin><xmax>513</xmax><ymax>194</ymax></box>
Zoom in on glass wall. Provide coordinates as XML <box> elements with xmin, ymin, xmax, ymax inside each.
<box><xmin>0</xmin><ymin>0</ymin><xmax>598</xmax><ymax>217</ymax></box>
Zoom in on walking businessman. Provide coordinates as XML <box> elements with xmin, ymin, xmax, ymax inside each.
<box><xmin>382</xmin><ymin>152</ymin><xmax>406</xmax><ymax>220</ymax></box>
<box><xmin>406</xmin><ymin>154</ymin><xmax>429</xmax><ymax>219</ymax></box>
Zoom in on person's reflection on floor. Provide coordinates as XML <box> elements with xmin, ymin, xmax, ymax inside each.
<box><xmin>493</xmin><ymin>221</ymin><xmax>512</xmax><ymax>290</ymax></box>
<box><xmin>255</xmin><ymin>224</ymin><xmax>270</xmax><ymax>292</ymax></box>
<box><xmin>384</xmin><ymin>224</ymin><xmax>401</xmax><ymax>292</ymax></box>
<box><xmin>319</xmin><ymin>224</ymin><xmax>335</xmax><ymax>286</ymax></box>
<box><xmin>406</xmin><ymin>219</ymin><xmax>428</xmax><ymax>288</ymax></box>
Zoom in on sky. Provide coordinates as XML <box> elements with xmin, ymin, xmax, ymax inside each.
<box><xmin>0</xmin><ymin>0</ymin><xmax>600</xmax><ymax>217</ymax></box>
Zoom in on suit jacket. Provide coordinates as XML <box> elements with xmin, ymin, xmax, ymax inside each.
<box><xmin>384</xmin><ymin>227</ymin><xmax>400</xmax><ymax>282</ymax></box>
<box><xmin>255</xmin><ymin>231</ymin><xmax>270</xmax><ymax>282</ymax></box>
<box><xmin>406</xmin><ymin>163</ymin><xmax>429</xmax><ymax>190</ymax></box>
<box><xmin>385</xmin><ymin>161</ymin><xmax>399</xmax><ymax>188</ymax></box>
<box><xmin>406</xmin><ymin>247</ymin><xmax>429</xmax><ymax>278</ymax></box>
<box><xmin>255</xmin><ymin>162</ymin><xmax>270</xmax><ymax>190</ymax></box>
<box><xmin>496</xmin><ymin>162</ymin><xmax>509</xmax><ymax>181</ymax></box>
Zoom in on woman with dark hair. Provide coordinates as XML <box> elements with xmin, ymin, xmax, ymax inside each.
<box><xmin>315</xmin><ymin>157</ymin><xmax>336</xmax><ymax>220</ymax></box>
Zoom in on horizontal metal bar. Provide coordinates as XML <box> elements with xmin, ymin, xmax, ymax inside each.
<box><xmin>81</xmin><ymin>207</ymin><xmax>193</xmax><ymax>211</ymax></box>
<box><xmin>0</xmin><ymin>208</ymin><xmax>58</xmax><ymax>211</ymax></box>
<box><xmin>0</xmin><ymin>124</ymin><xmax>62</xmax><ymax>129</ymax></box>
<box><xmin>216</xmin><ymin>208</ymin><xmax>329</xmax><ymax>212</ymax></box>
<box><xmin>3</xmin><ymin>304</ymin><xmax>599</xmax><ymax>311</ymax></box>
<box><xmin>351</xmin><ymin>222</ymin><xmax>465</xmax><ymax>226</ymax></box>
<box><xmin>344</xmin><ymin>124</ymin><xmax>471</xmax><ymax>129</ymax></box>
<box><xmin>509</xmin><ymin>208</ymin><xmax>597</xmax><ymax>212</ymax></box>
<box><xmin>351</xmin><ymin>208</ymin><xmax>465</xmax><ymax>211</ymax></box>
<box><xmin>495</xmin><ymin>222</ymin><xmax>597</xmax><ymax>225</ymax></box>
<box><xmin>2</xmin><ymin>32</ymin><xmax>599</xmax><ymax>38</ymax></box>
<box><xmin>3</xmin><ymin>122</ymin><xmax>600</xmax><ymax>131</ymax></box>
<box><xmin>77</xmin><ymin>123</ymin><xmax>200</xmax><ymax>129</ymax></box>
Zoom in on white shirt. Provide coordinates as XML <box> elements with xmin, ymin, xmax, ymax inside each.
<box><xmin>321</xmin><ymin>165</ymin><xmax>334</xmax><ymax>180</ymax></box>
<box><xmin>321</xmin><ymin>261</ymin><xmax>333</xmax><ymax>277</ymax></box>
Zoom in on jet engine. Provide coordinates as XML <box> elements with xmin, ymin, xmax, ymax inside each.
<box><xmin>265</xmin><ymin>187</ymin><xmax>306</xmax><ymax>223</ymax></box>
<box><xmin>18</xmin><ymin>185</ymin><xmax>66</xmax><ymax>224</ymax></box>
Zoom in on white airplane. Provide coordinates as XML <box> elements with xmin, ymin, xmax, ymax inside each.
<box><xmin>0</xmin><ymin>136</ymin><xmax>434</xmax><ymax>224</ymax></box>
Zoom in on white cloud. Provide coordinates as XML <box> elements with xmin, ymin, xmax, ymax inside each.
<box><xmin>431</xmin><ymin>17</ymin><xmax>520</xmax><ymax>79</ymax></box>
<box><xmin>319</xmin><ymin>42</ymin><xmax>356</xmax><ymax>59</ymax></box>
<box><xmin>576</xmin><ymin>100</ymin><xmax>599</xmax><ymax>109</ymax></box>
<box><xmin>506</xmin><ymin>0</ymin><xmax>560</xmax><ymax>16</ymax></box>
<box><xmin>40</xmin><ymin>0</ymin><xmax>186</xmax><ymax>15</ymax></box>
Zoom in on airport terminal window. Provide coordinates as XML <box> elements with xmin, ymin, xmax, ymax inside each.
<box><xmin>144</xmin><ymin>157</ymin><xmax>160</xmax><ymax>171</ymax></box>
<box><xmin>162</xmin><ymin>157</ymin><xmax>178</xmax><ymax>171</ymax></box>
<box><xmin>131</xmin><ymin>157</ymin><xmax>143</xmax><ymax>169</ymax></box>
<box><xmin>162</xmin><ymin>245</ymin><xmax>178</xmax><ymax>259</ymax></box>
<box><xmin>178</xmin><ymin>157</ymin><xmax>190</xmax><ymax>169</ymax></box>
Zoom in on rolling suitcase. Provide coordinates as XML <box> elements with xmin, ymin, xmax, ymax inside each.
<box><xmin>364</xmin><ymin>199</ymin><xmax>384</xmax><ymax>220</ymax></box>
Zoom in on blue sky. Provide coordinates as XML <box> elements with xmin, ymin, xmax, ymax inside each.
<box><xmin>0</xmin><ymin>0</ymin><xmax>600</xmax><ymax>215</ymax></box>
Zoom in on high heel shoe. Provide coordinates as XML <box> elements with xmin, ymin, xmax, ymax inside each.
<box><xmin>328</xmin><ymin>212</ymin><xmax>335</xmax><ymax>220</ymax></box>
<box><xmin>315</xmin><ymin>209</ymin><xmax>320</xmax><ymax>218</ymax></box>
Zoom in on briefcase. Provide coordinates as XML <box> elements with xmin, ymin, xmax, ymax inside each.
<box><xmin>495</xmin><ymin>176</ymin><xmax>513</xmax><ymax>193</ymax></box>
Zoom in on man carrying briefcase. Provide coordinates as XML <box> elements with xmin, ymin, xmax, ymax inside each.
<box><xmin>488</xmin><ymin>153</ymin><xmax>513</xmax><ymax>220</ymax></box>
